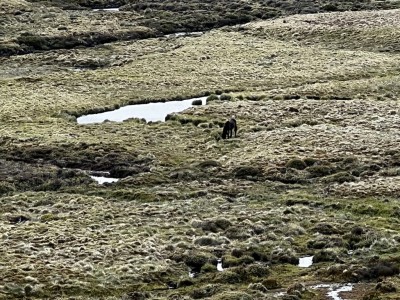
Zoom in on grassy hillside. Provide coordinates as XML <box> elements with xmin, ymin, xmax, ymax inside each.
<box><xmin>1</xmin><ymin>3</ymin><xmax>400</xmax><ymax>300</ymax></box>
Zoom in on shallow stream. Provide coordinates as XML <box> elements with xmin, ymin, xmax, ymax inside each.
<box><xmin>93</xmin><ymin>8</ymin><xmax>120</xmax><ymax>11</ymax></box>
<box><xmin>312</xmin><ymin>283</ymin><xmax>354</xmax><ymax>300</ymax></box>
<box><xmin>298</xmin><ymin>256</ymin><xmax>314</xmax><ymax>268</ymax></box>
<box><xmin>90</xmin><ymin>176</ymin><xmax>119</xmax><ymax>184</ymax></box>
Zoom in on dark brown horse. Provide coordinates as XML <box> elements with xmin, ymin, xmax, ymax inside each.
<box><xmin>222</xmin><ymin>118</ymin><xmax>237</xmax><ymax>139</ymax></box>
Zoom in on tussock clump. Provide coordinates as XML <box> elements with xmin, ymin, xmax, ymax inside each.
<box><xmin>322</xmin><ymin>172</ymin><xmax>356</xmax><ymax>183</ymax></box>
<box><xmin>269</xmin><ymin>247</ymin><xmax>298</xmax><ymax>265</ymax></box>
<box><xmin>264</xmin><ymin>167</ymin><xmax>308</xmax><ymax>184</ymax></box>
<box><xmin>248</xmin><ymin>282</ymin><xmax>268</xmax><ymax>292</ymax></box>
<box><xmin>306</xmin><ymin>165</ymin><xmax>333</xmax><ymax>178</ymax></box>
<box><xmin>246</xmin><ymin>94</ymin><xmax>267</xmax><ymax>101</ymax></box>
<box><xmin>194</xmin><ymin>236</ymin><xmax>223</xmax><ymax>246</ymax></box>
<box><xmin>178</xmin><ymin>278</ymin><xmax>194</xmax><ymax>288</ymax></box>
<box><xmin>261</xmin><ymin>278</ymin><xmax>281</xmax><ymax>289</ymax></box>
<box><xmin>197</xmin><ymin>160</ymin><xmax>222</xmax><ymax>169</ymax></box>
<box><xmin>223</xmin><ymin>255</ymin><xmax>255</xmax><ymax>267</ymax></box>
<box><xmin>109</xmin><ymin>166</ymin><xmax>146</xmax><ymax>178</ymax></box>
<box><xmin>307</xmin><ymin>238</ymin><xmax>327</xmax><ymax>249</ymax></box>
<box><xmin>219</xmin><ymin>93</ymin><xmax>233</xmax><ymax>101</ymax></box>
<box><xmin>184</xmin><ymin>251</ymin><xmax>214</xmax><ymax>271</ymax></box>
<box><xmin>190</xmin><ymin>284</ymin><xmax>220</xmax><ymax>299</ymax></box>
<box><xmin>375</xmin><ymin>281</ymin><xmax>397</xmax><ymax>293</ymax></box>
<box><xmin>192</xmin><ymin>99</ymin><xmax>203</xmax><ymax>105</ymax></box>
<box><xmin>211</xmin><ymin>291</ymin><xmax>253</xmax><ymax>300</ymax></box>
<box><xmin>225</xmin><ymin>226</ymin><xmax>252</xmax><ymax>240</ymax></box>
<box><xmin>286</xmin><ymin>158</ymin><xmax>307</xmax><ymax>170</ymax></box>
<box><xmin>0</xmin><ymin>182</ymin><xmax>15</xmax><ymax>195</ymax></box>
<box><xmin>191</xmin><ymin>218</ymin><xmax>232</xmax><ymax>232</ymax></box>
<box><xmin>380</xmin><ymin>167</ymin><xmax>400</xmax><ymax>177</ymax></box>
<box><xmin>307</xmin><ymin>236</ymin><xmax>344</xmax><ymax>249</ymax></box>
<box><xmin>244</xmin><ymin>264</ymin><xmax>270</xmax><ymax>278</ymax></box>
<box><xmin>200</xmin><ymin>263</ymin><xmax>216</xmax><ymax>273</ymax></box>
<box><xmin>355</xmin><ymin>260</ymin><xmax>400</xmax><ymax>280</ymax></box>
<box><xmin>122</xmin><ymin>291</ymin><xmax>150</xmax><ymax>300</ymax></box>
<box><xmin>206</xmin><ymin>94</ymin><xmax>219</xmax><ymax>102</ymax></box>
<box><xmin>303</xmin><ymin>157</ymin><xmax>320</xmax><ymax>167</ymax></box>
<box><xmin>312</xmin><ymin>222</ymin><xmax>340</xmax><ymax>235</ymax></box>
<box><xmin>169</xmin><ymin>168</ymin><xmax>202</xmax><ymax>180</ymax></box>
<box><xmin>233</xmin><ymin>166</ymin><xmax>263</xmax><ymax>179</ymax></box>
<box><xmin>284</xmin><ymin>118</ymin><xmax>318</xmax><ymax>128</ymax></box>
<box><xmin>215</xmin><ymin>218</ymin><xmax>232</xmax><ymax>230</ymax></box>
<box><xmin>313</xmin><ymin>248</ymin><xmax>339</xmax><ymax>263</ymax></box>
<box><xmin>214</xmin><ymin>271</ymin><xmax>242</xmax><ymax>284</ymax></box>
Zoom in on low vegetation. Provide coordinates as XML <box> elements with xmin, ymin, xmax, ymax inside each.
<box><xmin>1</xmin><ymin>1</ymin><xmax>400</xmax><ymax>299</ymax></box>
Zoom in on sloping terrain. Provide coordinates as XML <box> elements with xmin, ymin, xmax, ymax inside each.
<box><xmin>2</xmin><ymin>0</ymin><xmax>400</xmax><ymax>55</ymax></box>
<box><xmin>1</xmin><ymin>4</ymin><xmax>400</xmax><ymax>300</ymax></box>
